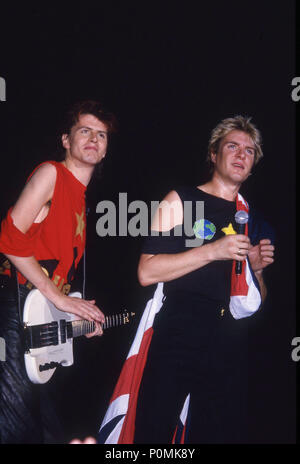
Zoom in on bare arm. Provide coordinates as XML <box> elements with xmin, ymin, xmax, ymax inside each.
<box><xmin>138</xmin><ymin>190</ymin><xmax>251</xmax><ymax>286</ymax></box>
<box><xmin>5</xmin><ymin>163</ymin><xmax>104</xmax><ymax>331</ymax></box>
<box><xmin>10</xmin><ymin>163</ymin><xmax>56</xmax><ymax>232</ymax></box>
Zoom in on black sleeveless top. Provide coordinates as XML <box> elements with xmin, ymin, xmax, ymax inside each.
<box><xmin>141</xmin><ymin>186</ymin><xmax>238</xmax><ymax>305</ymax></box>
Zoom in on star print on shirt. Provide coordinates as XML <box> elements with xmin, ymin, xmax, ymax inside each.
<box><xmin>75</xmin><ymin>208</ymin><xmax>85</xmax><ymax>241</ymax></box>
<box><xmin>221</xmin><ymin>223</ymin><xmax>236</xmax><ymax>236</ymax></box>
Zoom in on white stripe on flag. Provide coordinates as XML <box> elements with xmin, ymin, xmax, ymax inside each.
<box><xmin>179</xmin><ymin>394</ymin><xmax>190</xmax><ymax>425</ymax></box>
<box><xmin>100</xmin><ymin>394</ymin><xmax>129</xmax><ymax>430</ymax></box>
<box><xmin>127</xmin><ymin>282</ymin><xmax>164</xmax><ymax>358</ymax></box>
<box><xmin>230</xmin><ymin>260</ymin><xmax>261</xmax><ymax>319</ymax></box>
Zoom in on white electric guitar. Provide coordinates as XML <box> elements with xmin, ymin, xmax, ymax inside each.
<box><xmin>23</xmin><ymin>289</ymin><xmax>134</xmax><ymax>384</ymax></box>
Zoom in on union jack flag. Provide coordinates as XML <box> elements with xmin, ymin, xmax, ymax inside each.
<box><xmin>97</xmin><ymin>283</ymin><xmax>167</xmax><ymax>444</ymax></box>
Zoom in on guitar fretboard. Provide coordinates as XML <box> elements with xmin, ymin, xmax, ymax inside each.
<box><xmin>70</xmin><ymin>312</ymin><xmax>131</xmax><ymax>338</ymax></box>
<box><xmin>71</xmin><ymin>320</ymin><xmax>96</xmax><ymax>338</ymax></box>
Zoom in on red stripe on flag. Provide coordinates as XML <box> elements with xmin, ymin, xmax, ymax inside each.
<box><xmin>230</xmin><ymin>260</ymin><xmax>249</xmax><ymax>296</ymax></box>
<box><xmin>105</xmin><ymin>326</ymin><xmax>154</xmax><ymax>443</ymax></box>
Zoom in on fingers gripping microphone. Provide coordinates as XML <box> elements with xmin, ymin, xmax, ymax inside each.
<box><xmin>234</xmin><ymin>210</ymin><xmax>249</xmax><ymax>275</ymax></box>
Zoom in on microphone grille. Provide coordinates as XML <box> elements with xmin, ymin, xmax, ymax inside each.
<box><xmin>235</xmin><ymin>210</ymin><xmax>248</xmax><ymax>225</ymax></box>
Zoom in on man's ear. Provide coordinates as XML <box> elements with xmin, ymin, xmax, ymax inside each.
<box><xmin>210</xmin><ymin>152</ymin><xmax>217</xmax><ymax>164</ymax></box>
<box><xmin>61</xmin><ymin>134</ymin><xmax>70</xmax><ymax>149</ymax></box>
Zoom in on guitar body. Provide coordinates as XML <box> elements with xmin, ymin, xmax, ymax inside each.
<box><xmin>23</xmin><ymin>289</ymin><xmax>134</xmax><ymax>385</ymax></box>
<box><xmin>23</xmin><ymin>289</ymin><xmax>81</xmax><ymax>384</ymax></box>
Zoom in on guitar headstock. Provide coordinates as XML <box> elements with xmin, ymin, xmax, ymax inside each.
<box><xmin>122</xmin><ymin>311</ymin><xmax>135</xmax><ymax>325</ymax></box>
<box><xmin>103</xmin><ymin>311</ymin><xmax>135</xmax><ymax>330</ymax></box>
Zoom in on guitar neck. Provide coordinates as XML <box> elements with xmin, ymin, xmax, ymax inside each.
<box><xmin>70</xmin><ymin>313</ymin><xmax>131</xmax><ymax>338</ymax></box>
<box><xmin>70</xmin><ymin>320</ymin><xmax>95</xmax><ymax>338</ymax></box>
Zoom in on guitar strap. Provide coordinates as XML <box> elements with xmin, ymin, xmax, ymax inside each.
<box><xmin>82</xmin><ymin>248</ymin><xmax>86</xmax><ymax>300</ymax></box>
<box><xmin>82</xmin><ymin>205</ymin><xmax>90</xmax><ymax>300</ymax></box>
<box><xmin>11</xmin><ymin>264</ymin><xmax>23</xmax><ymax>327</ymax></box>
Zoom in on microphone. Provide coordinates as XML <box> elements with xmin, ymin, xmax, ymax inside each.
<box><xmin>234</xmin><ymin>210</ymin><xmax>249</xmax><ymax>275</ymax></box>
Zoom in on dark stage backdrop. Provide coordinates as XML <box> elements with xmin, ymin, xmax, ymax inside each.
<box><xmin>0</xmin><ymin>2</ymin><xmax>296</xmax><ymax>443</ymax></box>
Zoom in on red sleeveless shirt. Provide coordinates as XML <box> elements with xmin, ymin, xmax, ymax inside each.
<box><xmin>0</xmin><ymin>161</ymin><xmax>86</xmax><ymax>291</ymax></box>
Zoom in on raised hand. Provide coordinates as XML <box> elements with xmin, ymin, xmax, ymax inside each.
<box><xmin>248</xmin><ymin>239</ymin><xmax>275</xmax><ymax>272</ymax></box>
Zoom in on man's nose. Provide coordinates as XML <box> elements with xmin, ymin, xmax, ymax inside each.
<box><xmin>236</xmin><ymin>146</ymin><xmax>246</xmax><ymax>158</ymax></box>
<box><xmin>89</xmin><ymin>130</ymin><xmax>98</xmax><ymax>142</ymax></box>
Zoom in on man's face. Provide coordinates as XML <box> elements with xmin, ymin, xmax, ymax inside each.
<box><xmin>211</xmin><ymin>130</ymin><xmax>255</xmax><ymax>185</ymax></box>
<box><xmin>62</xmin><ymin>114</ymin><xmax>108</xmax><ymax>166</ymax></box>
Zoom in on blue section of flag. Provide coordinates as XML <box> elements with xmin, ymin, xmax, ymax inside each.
<box><xmin>248</xmin><ymin>207</ymin><xmax>275</xmax><ymax>245</ymax></box>
<box><xmin>97</xmin><ymin>414</ymin><xmax>125</xmax><ymax>443</ymax></box>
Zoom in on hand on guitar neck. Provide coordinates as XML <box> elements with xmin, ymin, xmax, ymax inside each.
<box><xmin>55</xmin><ymin>295</ymin><xmax>104</xmax><ymax>337</ymax></box>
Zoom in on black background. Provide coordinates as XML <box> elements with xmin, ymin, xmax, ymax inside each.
<box><xmin>0</xmin><ymin>1</ymin><xmax>296</xmax><ymax>444</ymax></box>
